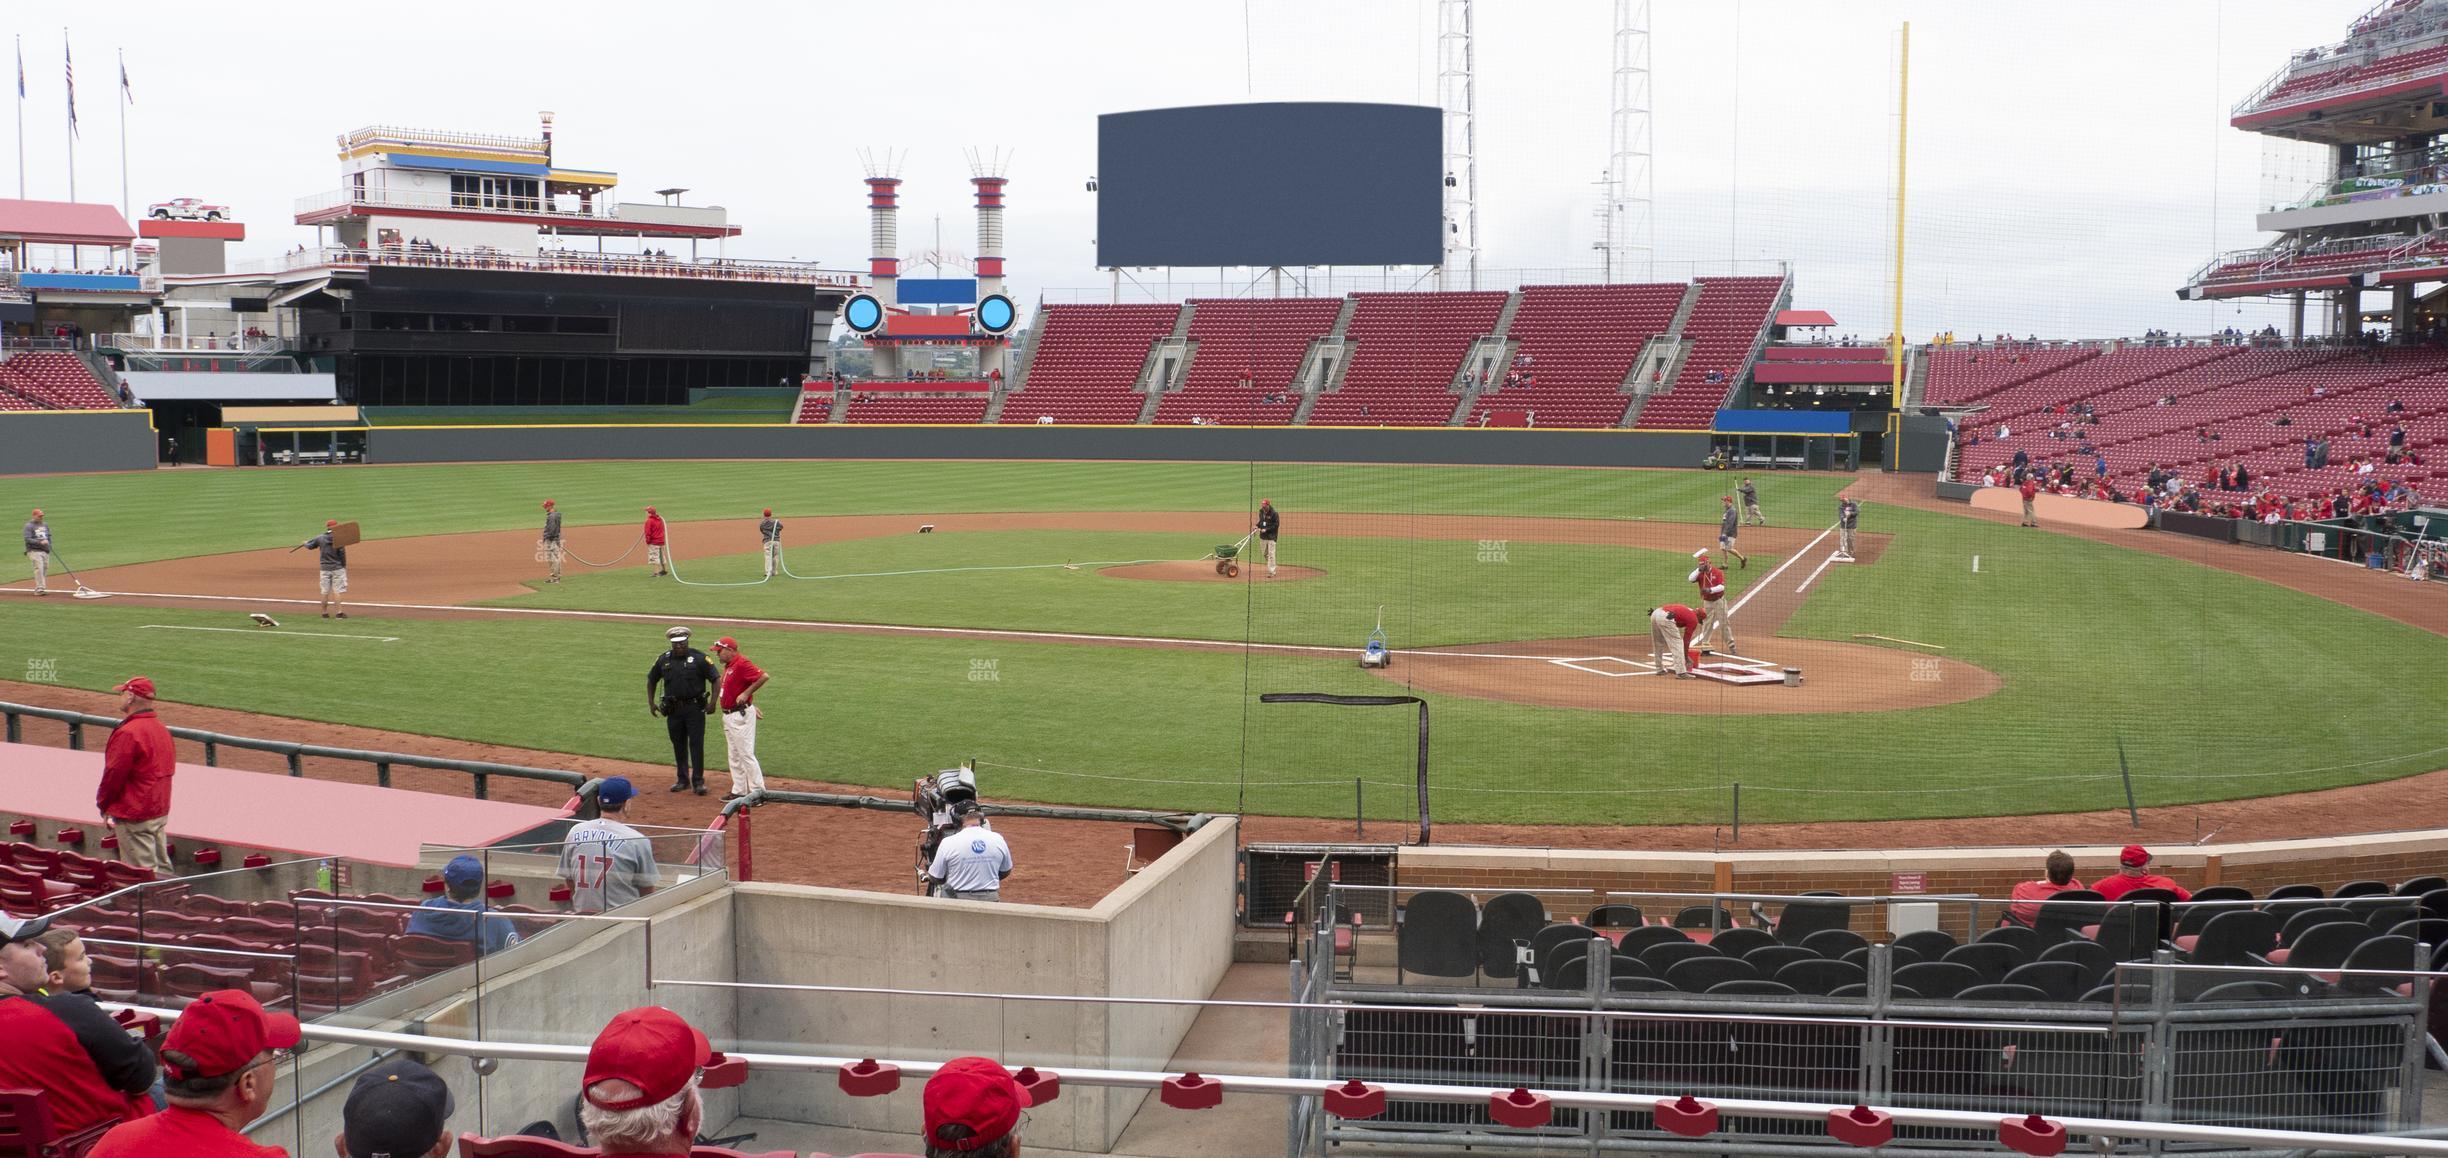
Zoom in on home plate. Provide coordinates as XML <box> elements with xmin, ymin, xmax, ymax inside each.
<box><xmin>1693</xmin><ymin>654</ymin><xmax>1786</xmax><ymax>685</ymax></box>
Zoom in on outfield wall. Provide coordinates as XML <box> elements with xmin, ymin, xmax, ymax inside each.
<box><xmin>361</xmin><ymin>423</ymin><xmax>1714</xmax><ymax>468</ymax></box>
<box><xmin>0</xmin><ymin>410</ymin><xmax>155</xmax><ymax>474</ymax></box>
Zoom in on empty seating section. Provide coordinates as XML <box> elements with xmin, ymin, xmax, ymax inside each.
<box><xmin>999</xmin><ymin>304</ymin><xmax>1180</xmax><ymax>423</ymax></box>
<box><xmin>1308</xmin><ymin>291</ymin><xmax>1510</xmax><ymax>426</ymax></box>
<box><xmin>841</xmin><ymin>393</ymin><xmax>991</xmax><ymax>424</ymax></box>
<box><xmin>1921</xmin><ymin>346</ymin><xmax>2099</xmax><ymax>405</ymax></box>
<box><xmin>1639</xmin><ymin>277</ymin><xmax>1784</xmax><ymax>429</ymax></box>
<box><xmin>2247</xmin><ymin>43</ymin><xmax>2448</xmax><ymax>114</ymax></box>
<box><xmin>791</xmin><ymin>392</ymin><xmax>829</xmax><ymax>423</ymax></box>
<box><xmin>1151</xmin><ymin>298</ymin><xmax>1341</xmax><ymax>425</ymax></box>
<box><xmin>0</xmin><ymin>351</ymin><xmax>120</xmax><ymax>409</ymax></box>
<box><xmin>1954</xmin><ymin>346</ymin><xmax>2448</xmax><ymax>501</ymax></box>
<box><xmin>1486</xmin><ymin>284</ymin><xmax>1684</xmax><ymax>427</ymax></box>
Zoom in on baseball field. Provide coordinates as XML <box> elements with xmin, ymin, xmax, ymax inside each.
<box><xmin>2</xmin><ymin>459</ymin><xmax>2442</xmax><ymax>828</ymax></box>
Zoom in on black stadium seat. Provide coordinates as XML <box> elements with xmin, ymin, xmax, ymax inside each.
<box><xmin>1642</xmin><ymin>941</ymin><xmax>1720</xmax><ymax>975</ymax></box>
<box><xmin>1475</xmin><ymin>892</ymin><xmax>1548</xmax><ymax>979</ymax></box>
<box><xmin>1743</xmin><ymin>945</ymin><xmax>1817</xmax><ymax>977</ymax></box>
<box><xmin>1892</xmin><ymin>930</ymin><xmax>1956</xmax><ymax>960</ymax></box>
<box><xmin>1892</xmin><ymin>961</ymin><xmax>1984</xmax><ymax>1000</ymax></box>
<box><xmin>1977</xmin><ymin>925</ymin><xmax>2043</xmax><ymax>957</ymax></box>
<box><xmin>1775</xmin><ymin>959</ymin><xmax>1864</xmax><ymax>997</ymax></box>
<box><xmin>1709</xmin><ymin>927</ymin><xmax>1775</xmax><ymax>958</ymax></box>
<box><xmin>2000</xmin><ymin>960</ymin><xmax>2091</xmax><ymax>1002</ymax></box>
<box><xmin>1706</xmin><ymin>979</ymin><xmax>1797</xmax><ymax>997</ymax></box>
<box><xmin>1800</xmin><ymin>929</ymin><xmax>1868</xmax><ymax>959</ymax></box>
<box><xmin>1956</xmin><ymin>983</ymin><xmax>2050</xmax><ymax>1003</ymax></box>
<box><xmin>2183</xmin><ymin>910</ymin><xmax>2279</xmax><ymax>967</ymax></box>
<box><xmin>1664</xmin><ymin>956</ymin><xmax>1758</xmax><ymax>993</ymax></box>
<box><xmin>1614</xmin><ymin>926</ymin><xmax>1691</xmax><ymax>955</ymax></box>
<box><xmin>1396</xmin><ymin>890</ymin><xmax>1479</xmax><ymax>979</ymax></box>
<box><xmin>1586</xmin><ymin>903</ymin><xmax>1646</xmax><ymax>929</ymax></box>
<box><xmin>1940</xmin><ymin>942</ymin><xmax>2022</xmax><ymax>984</ymax></box>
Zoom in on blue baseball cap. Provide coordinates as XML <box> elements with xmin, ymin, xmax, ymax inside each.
<box><xmin>598</xmin><ymin>776</ymin><xmax>635</xmax><ymax>807</ymax></box>
<box><xmin>442</xmin><ymin>854</ymin><xmax>484</xmax><ymax>889</ymax></box>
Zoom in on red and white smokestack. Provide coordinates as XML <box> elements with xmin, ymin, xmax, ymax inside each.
<box><xmin>866</xmin><ymin>177</ymin><xmax>902</xmax><ymax>309</ymax></box>
<box><xmin>972</xmin><ymin>176</ymin><xmax>1007</xmax><ymax>302</ymax></box>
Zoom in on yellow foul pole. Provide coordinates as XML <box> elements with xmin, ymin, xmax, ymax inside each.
<box><xmin>1889</xmin><ymin>21</ymin><xmax>1910</xmax><ymax>414</ymax></box>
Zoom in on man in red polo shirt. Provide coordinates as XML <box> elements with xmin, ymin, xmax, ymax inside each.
<box><xmin>0</xmin><ymin>915</ymin><xmax>154</xmax><ymax>1140</ymax></box>
<box><xmin>578</xmin><ymin>1006</ymin><xmax>712</xmax><ymax>1155</ymax></box>
<box><xmin>1649</xmin><ymin>604</ymin><xmax>1701</xmax><ymax>679</ymax></box>
<box><xmin>1689</xmin><ymin>549</ymin><xmax>1736</xmax><ymax>656</ymax></box>
<box><xmin>90</xmin><ymin>988</ymin><xmax>298</xmax><ymax>1157</ymax></box>
<box><xmin>96</xmin><ymin>675</ymin><xmax>175</xmax><ymax>873</ymax></box>
<box><xmin>2092</xmin><ymin>845</ymin><xmax>2193</xmax><ymax>901</ymax></box>
<box><xmin>710</xmin><ymin>636</ymin><xmax>771</xmax><ymax>801</ymax></box>
<box><xmin>2018</xmin><ymin>474</ymin><xmax>2041</xmax><ymax>527</ymax></box>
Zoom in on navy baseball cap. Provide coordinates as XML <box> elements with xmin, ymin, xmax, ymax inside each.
<box><xmin>441</xmin><ymin>855</ymin><xmax>483</xmax><ymax>890</ymax></box>
<box><xmin>342</xmin><ymin>1056</ymin><xmax>455</xmax><ymax>1158</ymax></box>
<box><xmin>598</xmin><ymin>777</ymin><xmax>636</xmax><ymax>807</ymax></box>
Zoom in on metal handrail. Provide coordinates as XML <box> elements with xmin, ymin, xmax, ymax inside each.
<box><xmin>0</xmin><ymin>700</ymin><xmax>586</xmax><ymax>800</ymax></box>
<box><xmin>89</xmin><ymin>1002</ymin><xmax>2448</xmax><ymax>1157</ymax></box>
<box><xmin>263</xmin><ymin>245</ymin><xmax>863</xmax><ymax>288</ymax></box>
<box><xmin>340</xmin><ymin>125</ymin><xmax>544</xmax><ymax>155</ymax></box>
<box><xmin>294</xmin><ymin>186</ymin><xmax>617</xmax><ymax>222</ymax></box>
<box><xmin>2237</xmin><ymin>29</ymin><xmax>2448</xmax><ymax>118</ymax></box>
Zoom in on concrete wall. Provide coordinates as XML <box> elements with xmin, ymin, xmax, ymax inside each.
<box><xmin>0</xmin><ymin>410</ymin><xmax>155</xmax><ymax>474</ymax></box>
<box><xmin>730</xmin><ymin>816</ymin><xmax>1238</xmax><ymax>1152</ymax></box>
<box><xmin>365</xmin><ymin>423</ymin><xmax>1713</xmax><ymax>468</ymax></box>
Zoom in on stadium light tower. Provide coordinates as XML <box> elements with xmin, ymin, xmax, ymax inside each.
<box><xmin>969</xmin><ymin>146</ymin><xmax>1012</xmax><ymax>379</ymax></box>
<box><xmin>859</xmin><ymin>148</ymin><xmax>905</xmax><ymax>379</ymax></box>
<box><xmin>1609</xmin><ymin>0</ymin><xmax>1654</xmax><ymax>283</ymax></box>
<box><xmin>1438</xmin><ymin>0</ymin><xmax>1479</xmax><ymax>290</ymax></box>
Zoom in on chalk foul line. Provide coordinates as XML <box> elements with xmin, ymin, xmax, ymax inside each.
<box><xmin>139</xmin><ymin>624</ymin><xmax>402</xmax><ymax>643</ymax></box>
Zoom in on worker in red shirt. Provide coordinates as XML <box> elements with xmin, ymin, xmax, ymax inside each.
<box><xmin>2018</xmin><ymin>475</ymin><xmax>2040</xmax><ymax>527</ymax></box>
<box><xmin>89</xmin><ymin>988</ymin><xmax>299</xmax><ymax>1158</ymax></box>
<box><xmin>0</xmin><ymin>915</ymin><xmax>154</xmax><ymax>1139</ymax></box>
<box><xmin>96</xmin><ymin>676</ymin><xmax>175</xmax><ymax>874</ymax></box>
<box><xmin>1649</xmin><ymin>604</ymin><xmax>1701</xmax><ymax>679</ymax></box>
<box><xmin>643</xmin><ymin>506</ymin><xmax>669</xmax><ymax>578</ymax></box>
<box><xmin>2091</xmin><ymin>845</ymin><xmax>2193</xmax><ymax>902</ymax></box>
<box><xmin>1689</xmin><ymin>548</ymin><xmax>1736</xmax><ymax>656</ymax></box>
<box><xmin>710</xmin><ymin>636</ymin><xmax>771</xmax><ymax>801</ymax></box>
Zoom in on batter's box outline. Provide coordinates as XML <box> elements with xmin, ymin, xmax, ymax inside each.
<box><xmin>1548</xmin><ymin>655</ymin><xmax>1658</xmax><ymax>678</ymax></box>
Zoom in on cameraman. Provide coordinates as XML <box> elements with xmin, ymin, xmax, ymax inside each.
<box><xmin>927</xmin><ymin>804</ymin><xmax>1013</xmax><ymax>902</ymax></box>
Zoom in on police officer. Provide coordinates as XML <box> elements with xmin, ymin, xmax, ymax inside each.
<box><xmin>926</xmin><ymin>803</ymin><xmax>1014</xmax><ymax>902</ymax></box>
<box><xmin>646</xmin><ymin>626</ymin><xmax>718</xmax><ymax>795</ymax></box>
<box><xmin>758</xmin><ymin>507</ymin><xmax>783</xmax><ymax>579</ymax></box>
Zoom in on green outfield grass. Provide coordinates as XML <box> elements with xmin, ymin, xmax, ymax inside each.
<box><xmin>2</xmin><ymin>461</ymin><xmax>2441</xmax><ymax>826</ymax></box>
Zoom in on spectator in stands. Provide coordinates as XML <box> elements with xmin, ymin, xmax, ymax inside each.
<box><xmin>2092</xmin><ymin>846</ymin><xmax>2192</xmax><ymax>902</ymax></box>
<box><xmin>336</xmin><ymin>1056</ymin><xmax>453</xmax><ymax>1158</ymax></box>
<box><xmin>560</xmin><ymin>777</ymin><xmax>658</xmax><ymax>914</ymax></box>
<box><xmin>406</xmin><ymin>854</ymin><xmax>519</xmax><ymax>954</ymax></box>
<box><xmin>2387</xmin><ymin>398</ymin><xmax>2406</xmax><ymax>414</ymax></box>
<box><xmin>578</xmin><ymin>1007</ymin><xmax>711</xmax><ymax>1155</ymax></box>
<box><xmin>0</xmin><ymin>916</ymin><xmax>154</xmax><ymax>1139</ymax></box>
<box><xmin>923</xmin><ymin>1056</ymin><xmax>1033</xmax><ymax>1158</ymax></box>
<box><xmin>89</xmin><ymin>988</ymin><xmax>298</xmax><ymax>1158</ymax></box>
<box><xmin>97</xmin><ymin>676</ymin><xmax>175</xmax><ymax>874</ymax></box>
<box><xmin>2005</xmin><ymin>850</ymin><xmax>2086</xmax><ymax>927</ymax></box>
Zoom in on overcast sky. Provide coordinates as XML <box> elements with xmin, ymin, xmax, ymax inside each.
<box><xmin>12</xmin><ymin>0</ymin><xmax>2371</xmax><ymax>336</ymax></box>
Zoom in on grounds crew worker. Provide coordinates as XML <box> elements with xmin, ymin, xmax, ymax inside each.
<box><xmin>646</xmin><ymin>626</ymin><xmax>717</xmax><ymax>795</ymax></box>
<box><xmin>643</xmin><ymin>506</ymin><xmax>669</xmax><ymax>578</ymax></box>
<box><xmin>542</xmin><ymin>499</ymin><xmax>564</xmax><ymax>583</ymax></box>
<box><xmin>96</xmin><ymin>676</ymin><xmax>175</xmax><ymax>872</ymax></box>
<box><xmin>1256</xmin><ymin>498</ymin><xmax>1282</xmax><ymax>578</ymax></box>
<box><xmin>1837</xmin><ymin>497</ymin><xmax>1860</xmax><ymax>561</ymax></box>
<box><xmin>927</xmin><ymin>803</ymin><xmax>1014</xmax><ymax>901</ymax></box>
<box><xmin>303</xmin><ymin>519</ymin><xmax>349</xmax><ymax>618</ymax></box>
<box><xmin>22</xmin><ymin>509</ymin><xmax>49</xmax><ymax>596</ymax></box>
<box><xmin>759</xmin><ymin>508</ymin><xmax>783</xmax><ymax>578</ymax></box>
<box><xmin>1690</xmin><ymin>548</ymin><xmax>1736</xmax><ymax>656</ymax></box>
<box><xmin>1739</xmin><ymin>477</ymin><xmax>1765</xmax><ymax>525</ymax></box>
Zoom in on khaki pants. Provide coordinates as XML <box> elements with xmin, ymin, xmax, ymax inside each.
<box><xmin>1262</xmin><ymin>538</ymin><xmax>1277</xmax><ymax>573</ymax></box>
<box><xmin>721</xmin><ymin>707</ymin><xmax>766</xmax><ymax>796</ymax></box>
<box><xmin>1698</xmin><ymin>599</ymin><xmax>1737</xmax><ymax>654</ymax></box>
<box><xmin>115</xmin><ymin>815</ymin><xmax>170</xmax><ymax>873</ymax></box>
<box><xmin>1743</xmin><ymin>499</ymin><xmax>1763</xmax><ymax>525</ymax></box>
<box><xmin>1649</xmin><ymin>610</ymin><xmax>1689</xmax><ymax>675</ymax></box>
<box><xmin>1839</xmin><ymin>526</ymin><xmax>1856</xmax><ymax>557</ymax></box>
<box><xmin>544</xmin><ymin>541</ymin><xmax>564</xmax><ymax>580</ymax></box>
<box><xmin>2022</xmin><ymin>498</ymin><xmax>2037</xmax><ymax>525</ymax></box>
<box><xmin>25</xmin><ymin>549</ymin><xmax>46</xmax><ymax>593</ymax></box>
<box><xmin>762</xmin><ymin>541</ymin><xmax>780</xmax><ymax>578</ymax></box>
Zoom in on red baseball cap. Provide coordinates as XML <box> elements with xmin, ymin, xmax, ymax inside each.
<box><xmin>713</xmin><ymin>637</ymin><xmax>739</xmax><ymax>651</ymax></box>
<box><xmin>28</xmin><ymin>508</ymin><xmax>38</xmax><ymax>518</ymax></box>
<box><xmin>2120</xmin><ymin>845</ymin><xmax>2151</xmax><ymax>868</ymax></box>
<box><xmin>583</xmin><ymin>1007</ymin><xmax>710</xmax><ymax>1110</ymax></box>
<box><xmin>542</xmin><ymin>499</ymin><xmax>555</xmax><ymax>509</ymax></box>
<box><xmin>114</xmin><ymin>676</ymin><xmax>155</xmax><ymax>698</ymax></box>
<box><xmin>645</xmin><ymin>506</ymin><xmax>657</xmax><ymax>514</ymax></box>
<box><xmin>762</xmin><ymin>508</ymin><xmax>773</xmax><ymax>517</ymax></box>
<box><xmin>326</xmin><ymin>520</ymin><xmax>339</xmax><ymax>528</ymax></box>
<box><xmin>161</xmin><ymin>989</ymin><xmax>301</xmax><ymax>1080</ymax></box>
<box><xmin>924</xmin><ymin>1057</ymin><xmax>1032</xmax><ymax>1151</ymax></box>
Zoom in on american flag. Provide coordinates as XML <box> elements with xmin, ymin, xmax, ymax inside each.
<box><xmin>15</xmin><ymin>37</ymin><xmax>23</xmax><ymax>100</ymax></box>
<box><xmin>64</xmin><ymin>40</ymin><xmax>75</xmax><ymax>137</ymax></box>
<box><xmin>118</xmin><ymin>51</ymin><xmax>129</xmax><ymax>104</ymax></box>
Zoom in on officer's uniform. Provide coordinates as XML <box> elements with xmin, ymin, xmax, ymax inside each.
<box><xmin>647</xmin><ymin>631</ymin><xmax>719</xmax><ymax>794</ymax></box>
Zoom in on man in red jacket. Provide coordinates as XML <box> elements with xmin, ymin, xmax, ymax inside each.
<box><xmin>96</xmin><ymin>676</ymin><xmax>175</xmax><ymax>873</ymax></box>
<box><xmin>2019</xmin><ymin>475</ymin><xmax>2041</xmax><ymax>527</ymax></box>
<box><xmin>643</xmin><ymin>506</ymin><xmax>669</xmax><ymax>578</ymax></box>
<box><xmin>1648</xmin><ymin>604</ymin><xmax>1701</xmax><ymax>679</ymax></box>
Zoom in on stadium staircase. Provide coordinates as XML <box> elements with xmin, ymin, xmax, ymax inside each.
<box><xmin>1131</xmin><ymin>304</ymin><xmax>1198</xmax><ymax>424</ymax></box>
<box><xmin>1901</xmin><ymin>347</ymin><xmax>1928</xmax><ymax>410</ymax></box>
<box><xmin>985</xmin><ymin>301</ymin><xmax>1049</xmax><ymax>422</ymax></box>
<box><xmin>1290</xmin><ymin>296</ymin><xmax>1364</xmax><ymax>425</ymax></box>
<box><xmin>1632</xmin><ymin>275</ymin><xmax>1787</xmax><ymax>429</ymax></box>
<box><xmin>1151</xmin><ymin>298</ymin><xmax>1341</xmax><ymax>426</ymax></box>
<box><xmin>1484</xmin><ymin>283</ymin><xmax>1687</xmax><ymax>427</ymax></box>
<box><xmin>1307</xmin><ymin>291</ymin><xmax>1510</xmax><ymax>426</ymax></box>
<box><xmin>995</xmin><ymin>302</ymin><xmax>1179</xmax><ymax>424</ymax></box>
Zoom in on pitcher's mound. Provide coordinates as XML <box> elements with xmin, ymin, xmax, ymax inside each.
<box><xmin>1101</xmin><ymin>560</ymin><xmax>1327</xmax><ymax>583</ymax></box>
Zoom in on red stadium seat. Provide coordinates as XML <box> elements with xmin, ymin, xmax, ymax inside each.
<box><xmin>0</xmin><ymin>1086</ymin><xmax>121</xmax><ymax>1158</ymax></box>
<box><xmin>457</xmin><ymin>1137</ymin><xmax>817</xmax><ymax>1158</ymax></box>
